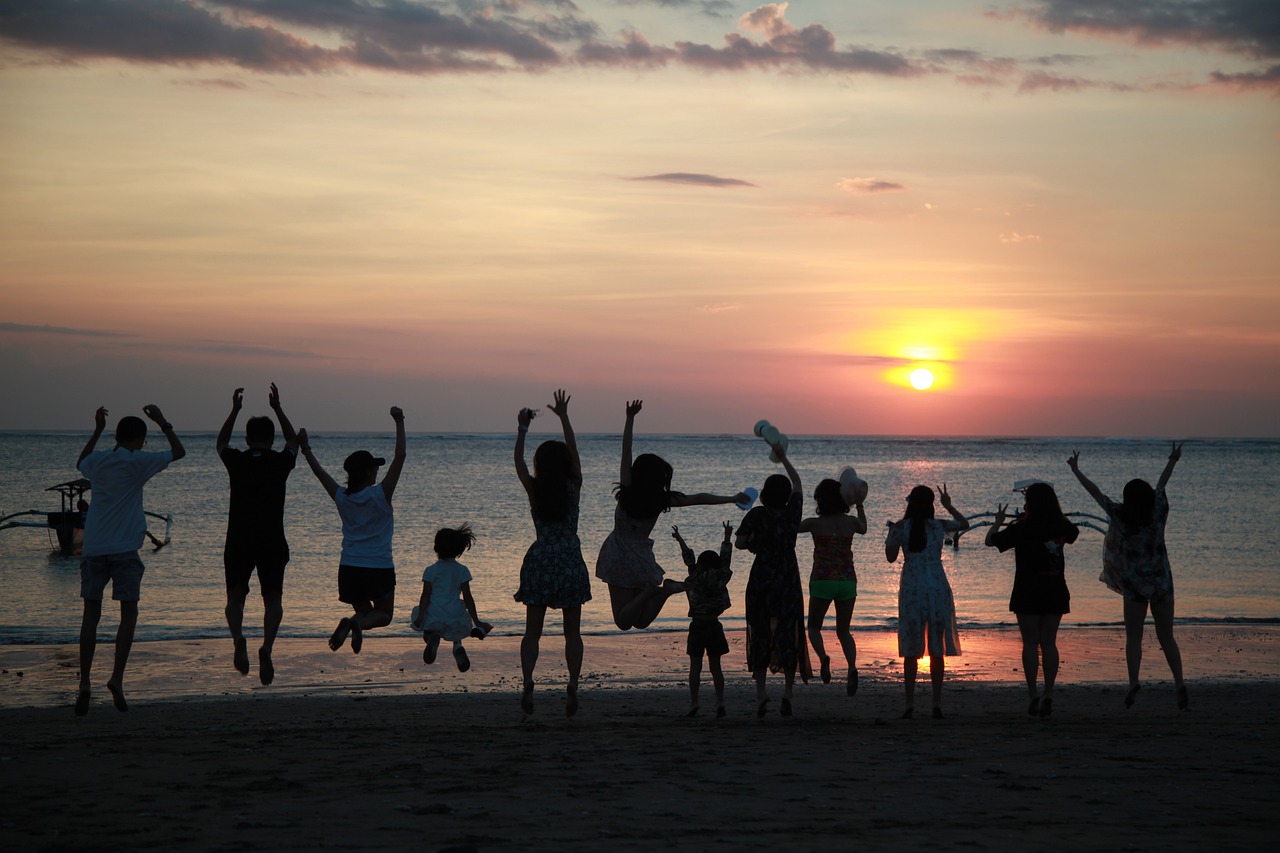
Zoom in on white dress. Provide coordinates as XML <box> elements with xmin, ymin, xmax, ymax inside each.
<box><xmin>887</xmin><ymin>519</ymin><xmax>962</xmax><ymax>659</ymax></box>
<box><xmin>409</xmin><ymin>559</ymin><xmax>473</xmax><ymax>641</ymax></box>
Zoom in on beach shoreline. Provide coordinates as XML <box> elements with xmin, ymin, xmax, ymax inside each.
<box><xmin>3</xmin><ymin>627</ymin><xmax>1278</xmax><ymax>851</ymax></box>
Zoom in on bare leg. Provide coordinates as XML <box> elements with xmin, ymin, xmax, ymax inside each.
<box><xmin>107</xmin><ymin>600</ymin><xmax>138</xmax><ymax>711</ymax></box>
<box><xmin>521</xmin><ymin>605</ymin><xmax>546</xmax><ymax>713</ymax></box>
<box><xmin>1039</xmin><ymin>613</ymin><xmax>1063</xmax><ymax>697</ymax></box>
<box><xmin>754</xmin><ymin>668</ymin><xmax>769</xmax><ymax>717</ymax></box>
<box><xmin>563</xmin><ymin>605</ymin><xmax>583</xmax><ymax>716</ymax></box>
<box><xmin>903</xmin><ymin>656</ymin><xmax>918</xmax><ymax>716</ymax></box>
<box><xmin>1150</xmin><ymin>598</ymin><xmax>1186</xmax><ymax>707</ymax></box>
<box><xmin>709</xmin><ymin>655</ymin><xmax>725</xmax><ymax>714</ymax></box>
<box><xmin>688</xmin><ymin>655</ymin><xmax>702</xmax><ymax>713</ymax></box>
<box><xmin>834</xmin><ymin>598</ymin><xmax>858</xmax><ymax>693</ymax></box>
<box><xmin>1016</xmin><ymin>613</ymin><xmax>1042</xmax><ymax>700</ymax></box>
<box><xmin>259</xmin><ymin>591</ymin><xmax>282</xmax><ymax>685</ymax></box>
<box><xmin>1123</xmin><ymin>598</ymin><xmax>1148</xmax><ymax>704</ymax></box>
<box><xmin>807</xmin><ymin>597</ymin><xmax>833</xmax><ymax>681</ymax></box>
<box><xmin>610</xmin><ymin>583</ymin><xmax>677</xmax><ymax>631</ymax></box>
<box><xmin>76</xmin><ymin>599</ymin><xmax>103</xmax><ymax>714</ymax></box>
<box><xmin>929</xmin><ymin>652</ymin><xmax>945</xmax><ymax>714</ymax></box>
<box><xmin>226</xmin><ymin>586</ymin><xmax>249</xmax><ymax>674</ymax></box>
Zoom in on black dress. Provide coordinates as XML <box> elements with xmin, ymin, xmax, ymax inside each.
<box><xmin>990</xmin><ymin>517</ymin><xmax>1080</xmax><ymax>615</ymax></box>
<box><xmin>737</xmin><ymin>492</ymin><xmax>812</xmax><ymax>679</ymax></box>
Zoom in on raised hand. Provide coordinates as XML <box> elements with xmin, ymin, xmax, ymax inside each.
<box><xmin>937</xmin><ymin>483</ymin><xmax>954</xmax><ymax>508</ymax></box>
<box><xmin>1168</xmin><ymin>441</ymin><xmax>1183</xmax><ymax>461</ymax></box>
<box><xmin>1067</xmin><ymin>450</ymin><xmax>1080</xmax><ymax>469</ymax></box>
<box><xmin>549</xmin><ymin>389</ymin><xmax>570</xmax><ymax>418</ymax></box>
<box><xmin>268</xmin><ymin>383</ymin><xmax>280</xmax><ymax>409</ymax></box>
<box><xmin>993</xmin><ymin>502</ymin><xmax>1008</xmax><ymax>524</ymax></box>
<box><xmin>626</xmin><ymin>399</ymin><xmax>643</xmax><ymax>418</ymax></box>
<box><xmin>297</xmin><ymin>427</ymin><xmax>309</xmax><ymax>447</ymax></box>
<box><xmin>94</xmin><ymin>406</ymin><xmax>108</xmax><ymax>431</ymax></box>
<box><xmin>670</xmin><ymin>524</ymin><xmax>683</xmax><ymax>542</ymax></box>
<box><xmin>390</xmin><ymin>406</ymin><xmax>404</xmax><ymax>421</ymax></box>
<box><xmin>722</xmin><ymin>521</ymin><xmax>734</xmax><ymax>540</ymax></box>
<box><xmin>232</xmin><ymin>388</ymin><xmax>244</xmax><ymax>409</ymax></box>
<box><xmin>143</xmin><ymin>404</ymin><xmax>167</xmax><ymax>425</ymax></box>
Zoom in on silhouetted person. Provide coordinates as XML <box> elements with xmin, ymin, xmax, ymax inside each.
<box><xmin>672</xmin><ymin>522</ymin><xmax>734</xmax><ymax>718</ymax></box>
<box><xmin>299</xmin><ymin>406</ymin><xmax>406</xmax><ymax>654</ymax></box>
<box><xmin>1069</xmin><ymin>444</ymin><xmax>1187</xmax><ymax>710</ymax></box>
<box><xmin>75</xmin><ymin>404</ymin><xmax>185</xmax><ymax>715</ymax></box>
<box><xmin>215</xmin><ymin>383</ymin><xmax>299</xmax><ymax>685</ymax></box>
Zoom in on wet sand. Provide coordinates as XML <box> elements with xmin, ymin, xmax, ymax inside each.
<box><xmin>2</xmin><ymin>626</ymin><xmax>1278</xmax><ymax>851</ymax></box>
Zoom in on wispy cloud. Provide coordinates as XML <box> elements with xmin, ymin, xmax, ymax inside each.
<box><xmin>0</xmin><ymin>322</ymin><xmax>134</xmax><ymax>338</ymax></box>
<box><xmin>628</xmin><ymin>172</ymin><xmax>756</xmax><ymax>188</ymax></box>
<box><xmin>837</xmin><ymin>177</ymin><xmax>907</xmax><ymax>194</ymax></box>
<box><xmin>1000</xmin><ymin>231</ymin><xmax>1042</xmax><ymax>244</ymax></box>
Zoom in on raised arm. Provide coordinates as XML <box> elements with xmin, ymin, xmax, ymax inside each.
<box><xmin>777</xmin><ymin>446</ymin><xmax>802</xmax><ymax>495</ymax></box>
<box><xmin>984</xmin><ymin>503</ymin><xmax>1009</xmax><ymax>547</ymax></box>
<box><xmin>514</xmin><ymin>407</ymin><xmax>535</xmax><ymax>496</ymax></box>
<box><xmin>937</xmin><ymin>483</ymin><xmax>967</xmax><ymax>530</ymax></box>
<box><xmin>143</xmin><ymin>404</ymin><xmax>185</xmax><ymax>461</ymax></box>
<box><xmin>851</xmin><ymin>501</ymin><xmax>868</xmax><ymax>535</ymax></box>
<box><xmin>619</xmin><ymin>399</ymin><xmax>641</xmax><ymax>487</ymax></box>
<box><xmin>78</xmin><ymin>406</ymin><xmax>108</xmax><ymax>468</ymax></box>
<box><xmin>671</xmin><ymin>525</ymin><xmax>696</xmax><ymax>570</ymax></box>
<box><xmin>215</xmin><ymin>388</ymin><xmax>243</xmax><ymax>455</ymax></box>
<box><xmin>1156</xmin><ymin>441</ymin><xmax>1183</xmax><ymax>492</ymax></box>
<box><xmin>269</xmin><ymin>382</ymin><xmax>299</xmax><ymax>452</ymax></box>
<box><xmin>381</xmin><ymin>406</ymin><xmax>407</xmax><ymax>502</ymax></box>
<box><xmin>297</xmin><ymin>427</ymin><xmax>339</xmax><ymax>500</ymax></box>
<box><xmin>1067</xmin><ymin>450</ymin><xmax>1107</xmax><ymax>509</ymax></box>
<box><xmin>673</xmin><ymin>490</ymin><xmax>751</xmax><ymax>508</ymax></box>
<box><xmin>548</xmin><ymin>389</ymin><xmax>582</xmax><ymax>487</ymax></box>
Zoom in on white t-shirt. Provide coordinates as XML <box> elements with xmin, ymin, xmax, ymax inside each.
<box><xmin>335</xmin><ymin>483</ymin><xmax>394</xmax><ymax>568</ymax></box>
<box><xmin>78</xmin><ymin>447</ymin><xmax>174</xmax><ymax>556</ymax></box>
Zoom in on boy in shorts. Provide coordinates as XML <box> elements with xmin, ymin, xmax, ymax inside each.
<box><xmin>75</xmin><ymin>404</ymin><xmax>185</xmax><ymax>715</ymax></box>
<box><xmin>672</xmin><ymin>522</ymin><xmax>734</xmax><ymax>718</ymax></box>
<box><xmin>216</xmin><ymin>383</ymin><xmax>299</xmax><ymax>685</ymax></box>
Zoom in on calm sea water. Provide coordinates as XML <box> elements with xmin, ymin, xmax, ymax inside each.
<box><xmin>1</xmin><ymin>432</ymin><xmax>1276</xmax><ymax>644</ymax></box>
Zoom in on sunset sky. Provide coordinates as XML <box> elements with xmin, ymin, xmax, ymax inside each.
<box><xmin>1</xmin><ymin>1</ymin><xmax>1277</xmax><ymax>436</ymax></box>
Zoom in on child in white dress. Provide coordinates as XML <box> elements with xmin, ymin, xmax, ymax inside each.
<box><xmin>410</xmin><ymin>525</ymin><xmax>492</xmax><ymax>672</ymax></box>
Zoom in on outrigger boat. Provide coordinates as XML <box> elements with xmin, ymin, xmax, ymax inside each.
<box><xmin>951</xmin><ymin>479</ymin><xmax>1108</xmax><ymax>549</ymax></box>
<box><xmin>0</xmin><ymin>478</ymin><xmax>173</xmax><ymax>557</ymax></box>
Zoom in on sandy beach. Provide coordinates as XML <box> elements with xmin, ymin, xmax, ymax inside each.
<box><xmin>2</xmin><ymin>626</ymin><xmax>1278</xmax><ymax>851</ymax></box>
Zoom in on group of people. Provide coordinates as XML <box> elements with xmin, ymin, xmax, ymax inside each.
<box><xmin>71</xmin><ymin>387</ymin><xmax>1188</xmax><ymax>722</ymax></box>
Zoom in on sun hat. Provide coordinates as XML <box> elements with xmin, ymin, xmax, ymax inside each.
<box><xmin>838</xmin><ymin>466</ymin><xmax>869</xmax><ymax>506</ymax></box>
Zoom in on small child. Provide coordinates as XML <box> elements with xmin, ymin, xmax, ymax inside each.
<box><xmin>672</xmin><ymin>522</ymin><xmax>734</xmax><ymax>718</ymax></box>
<box><xmin>410</xmin><ymin>524</ymin><xmax>492</xmax><ymax>672</ymax></box>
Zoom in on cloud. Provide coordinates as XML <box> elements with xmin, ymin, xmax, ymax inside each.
<box><xmin>628</xmin><ymin>172</ymin><xmax>756</xmax><ymax>187</ymax></box>
<box><xmin>0</xmin><ymin>322</ymin><xmax>134</xmax><ymax>338</ymax></box>
<box><xmin>1010</xmin><ymin>0</ymin><xmax>1280</xmax><ymax>92</ymax></box>
<box><xmin>837</xmin><ymin>177</ymin><xmax>907</xmax><ymax>194</ymax></box>
<box><xmin>999</xmin><ymin>231</ymin><xmax>1042</xmax><ymax>243</ymax></box>
<box><xmin>1019</xmin><ymin>0</ymin><xmax>1280</xmax><ymax>60</ymax></box>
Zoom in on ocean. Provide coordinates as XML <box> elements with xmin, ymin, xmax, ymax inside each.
<box><xmin>1</xmin><ymin>432</ymin><xmax>1276</xmax><ymax>644</ymax></box>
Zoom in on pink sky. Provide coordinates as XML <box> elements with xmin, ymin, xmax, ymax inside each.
<box><xmin>1</xmin><ymin>1</ymin><xmax>1277</xmax><ymax>435</ymax></box>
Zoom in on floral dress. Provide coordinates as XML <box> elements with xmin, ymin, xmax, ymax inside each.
<box><xmin>515</xmin><ymin>483</ymin><xmax>591</xmax><ymax>609</ymax></box>
<box><xmin>594</xmin><ymin>503</ymin><xmax>664</xmax><ymax>589</ymax></box>
<box><xmin>737</xmin><ymin>492</ymin><xmax>812</xmax><ymax>679</ymax></box>
<box><xmin>887</xmin><ymin>518</ymin><xmax>962</xmax><ymax>659</ymax></box>
<box><xmin>1099</xmin><ymin>489</ymin><xmax>1173</xmax><ymax>603</ymax></box>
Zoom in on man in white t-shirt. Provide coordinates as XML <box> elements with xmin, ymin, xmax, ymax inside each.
<box><xmin>74</xmin><ymin>404</ymin><xmax>185</xmax><ymax>716</ymax></box>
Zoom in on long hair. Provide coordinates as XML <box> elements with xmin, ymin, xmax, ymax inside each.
<box><xmin>1021</xmin><ymin>482</ymin><xmax>1067</xmax><ymax>525</ymax></box>
<box><xmin>1116</xmin><ymin>478</ymin><xmax>1156</xmax><ymax>529</ymax></box>
<box><xmin>814</xmin><ymin>478</ymin><xmax>850</xmax><ymax>516</ymax></box>
<box><xmin>531</xmin><ymin>440</ymin><xmax>573</xmax><ymax>522</ymax></box>
<box><xmin>615</xmin><ymin>453</ymin><xmax>673</xmax><ymax>518</ymax></box>
<box><xmin>901</xmin><ymin>485</ymin><xmax>935</xmax><ymax>553</ymax></box>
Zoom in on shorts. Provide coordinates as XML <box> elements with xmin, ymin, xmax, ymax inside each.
<box><xmin>224</xmin><ymin>543</ymin><xmax>289</xmax><ymax>596</ymax></box>
<box><xmin>686</xmin><ymin>618</ymin><xmax>729</xmax><ymax>658</ymax></box>
<box><xmin>338</xmin><ymin>565</ymin><xmax>396</xmax><ymax>605</ymax></box>
<box><xmin>809</xmin><ymin>579</ymin><xmax>858</xmax><ymax>601</ymax></box>
<box><xmin>80</xmin><ymin>552</ymin><xmax>146</xmax><ymax>602</ymax></box>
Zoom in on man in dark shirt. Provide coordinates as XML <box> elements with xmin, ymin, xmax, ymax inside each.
<box><xmin>216</xmin><ymin>383</ymin><xmax>298</xmax><ymax>685</ymax></box>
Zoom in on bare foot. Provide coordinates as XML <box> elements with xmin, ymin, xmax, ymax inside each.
<box><xmin>106</xmin><ymin>680</ymin><xmax>128</xmax><ymax>712</ymax></box>
<box><xmin>350</xmin><ymin>620</ymin><xmax>363</xmax><ymax>654</ymax></box>
<box><xmin>258</xmin><ymin>647</ymin><xmax>274</xmax><ymax>686</ymax></box>
<box><xmin>521</xmin><ymin>684</ymin><xmax>534</xmax><ymax>715</ymax></box>
<box><xmin>328</xmin><ymin>618</ymin><xmax>351</xmax><ymax>651</ymax></box>
<box><xmin>233</xmin><ymin>638</ymin><xmax>249</xmax><ymax>675</ymax></box>
<box><xmin>661</xmin><ymin>578</ymin><xmax>686</xmax><ymax>596</ymax></box>
<box><xmin>74</xmin><ymin>688</ymin><xmax>90</xmax><ymax>717</ymax></box>
<box><xmin>454</xmin><ymin>645</ymin><xmax>471</xmax><ymax>673</ymax></box>
<box><xmin>566</xmin><ymin>687</ymin><xmax>579</xmax><ymax>718</ymax></box>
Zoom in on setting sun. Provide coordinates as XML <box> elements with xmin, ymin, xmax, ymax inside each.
<box><xmin>909</xmin><ymin>368</ymin><xmax>935</xmax><ymax>390</ymax></box>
